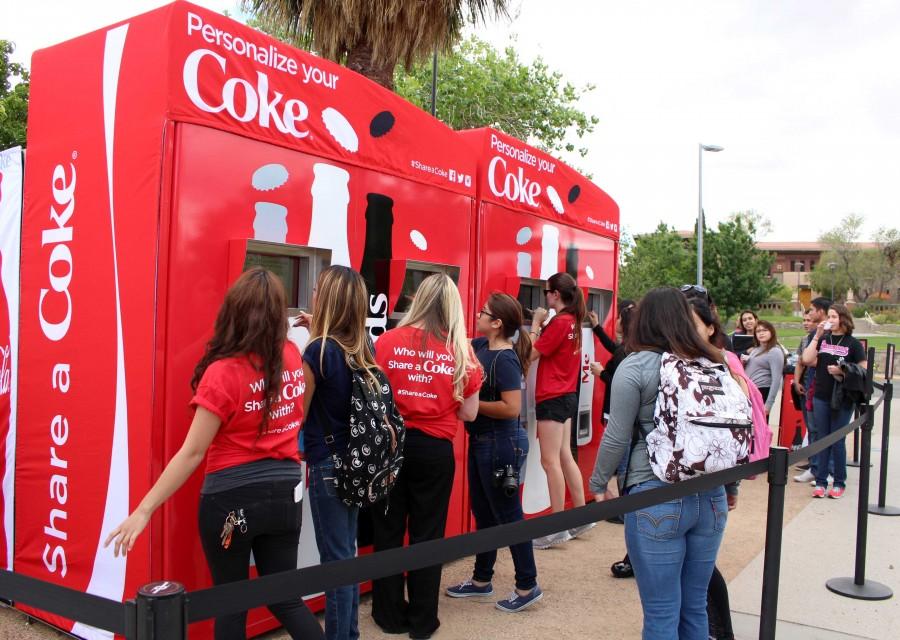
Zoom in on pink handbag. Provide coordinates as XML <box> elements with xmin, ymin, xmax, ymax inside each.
<box><xmin>726</xmin><ymin>351</ymin><xmax>773</xmax><ymax>462</ymax></box>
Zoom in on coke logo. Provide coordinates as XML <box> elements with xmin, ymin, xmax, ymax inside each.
<box><xmin>183</xmin><ymin>49</ymin><xmax>310</xmax><ymax>138</ymax></box>
<box><xmin>487</xmin><ymin>156</ymin><xmax>541</xmax><ymax>207</ymax></box>
<box><xmin>39</xmin><ymin>162</ymin><xmax>76</xmax><ymax>342</ymax></box>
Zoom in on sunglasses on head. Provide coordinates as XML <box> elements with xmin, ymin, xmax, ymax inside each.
<box><xmin>680</xmin><ymin>284</ymin><xmax>708</xmax><ymax>294</ymax></box>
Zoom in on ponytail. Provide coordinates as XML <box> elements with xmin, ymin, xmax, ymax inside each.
<box><xmin>547</xmin><ymin>272</ymin><xmax>585</xmax><ymax>349</ymax></box>
<box><xmin>486</xmin><ymin>292</ymin><xmax>532</xmax><ymax>370</ymax></box>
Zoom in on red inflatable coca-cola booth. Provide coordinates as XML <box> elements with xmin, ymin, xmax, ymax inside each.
<box><xmin>17</xmin><ymin>2</ymin><xmax>479</xmax><ymax>637</ymax></box>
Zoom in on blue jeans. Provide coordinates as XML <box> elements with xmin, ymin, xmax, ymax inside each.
<box><xmin>624</xmin><ymin>479</ymin><xmax>728</xmax><ymax>640</ymax></box>
<box><xmin>813</xmin><ymin>397</ymin><xmax>853</xmax><ymax>489</ymax></box>
<box><xmin>802</xmin><ymin>403</ymin><xmax>818</xmax><ymax>473</ymax></box>
<box><xmin>308</xmin><ymin>459</ymin><xmax>360</xmax><ymax>640</ymax></box>
<box><xmin>468</xmin><ymin>426</ymin><xmax>537</xmax><ymax>591</ymax></box>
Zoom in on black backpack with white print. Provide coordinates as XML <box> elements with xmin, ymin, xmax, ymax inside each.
<box><xmin>330</xmin><ymin>367</ymin><xmax>405</xmax><ymax>508</ymax></box>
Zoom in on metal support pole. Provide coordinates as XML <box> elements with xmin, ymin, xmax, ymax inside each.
<box><xmin>135</xmin><ymin>581</ymin><xmax>187</xmax><ymax>640</ymax></box>
<box><xmin>697</xmin><ymin>145</ymin><xmax>703</xmax><ymax>287</ymax></box>
<box><xmin>827</xmin><ymin>348</ymin><xmax>893</xmax><ymax>600</ymax></box>
<box><xmin>870</xmin><ymin>378</ymin><xmax>899</xmax><ymax>515</ymax></box>
<box><xmin>758</xmin><ymin>446</ymin><xmax>789</xmax><ymax>640</ymax></box>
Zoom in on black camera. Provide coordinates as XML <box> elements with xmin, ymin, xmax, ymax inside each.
<box><xmin>493</xmin><ymin>465</ymin><xmax>520</xmax><ymax>497</ymax></box>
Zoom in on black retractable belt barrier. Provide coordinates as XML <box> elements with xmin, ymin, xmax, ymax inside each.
<box><xmin>758</xmin><ymin>447</ymin><xmax>789</xmax><ymax>640</ymax></box>
<box><xmin>827</xmin><ymin>348</ymin><xmax>893</xmax><ymax>601</ymax></box>
<box><xmin>185</xmin><ymin>459</ymin><xmax>767</xmax><ymax>623</ymax></box>
<box><xmin>0</xmin><ymin>569</ymin><xmax>127</xmax><ymax>634</ymax></box>
<box><xmin>870</xmin><ymin>343</ymin><xmax>899</xmax><ymax>517</ymax></box>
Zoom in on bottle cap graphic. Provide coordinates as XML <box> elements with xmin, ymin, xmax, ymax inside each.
<box><xmin>370</xmin><ymin>111</ymin><xmax>395</xmax><ymax>137</ymax></box>
<box><xmin>322</xmin><ymin>107</ymin><xmax>359</xmax><ymax>152</ymax></box>
<box><xmin>568</xmin><ymin>185</ymin><xmax>581</xmax><ymax>203</ymax></box>
<box><xmin>546</xmin><ymin>185</ymin><xmax>565</xmax><ymax>214</ymax></box>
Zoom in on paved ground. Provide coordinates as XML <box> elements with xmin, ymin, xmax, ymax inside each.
<box><xmin>2</xmin><ymin>395</ymin><xmax>897</xmax><ymax>639</ymax></box>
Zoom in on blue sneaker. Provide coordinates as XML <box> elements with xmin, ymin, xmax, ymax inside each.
<box><xmin>446</xmin><ymin>580</ymin><xmax>493</xmax><ymax>598</ymax></box>
<box><xmin>495</xmin><ymin>585</ymin><xmax>543</xmax><ymax>612</ymax></box>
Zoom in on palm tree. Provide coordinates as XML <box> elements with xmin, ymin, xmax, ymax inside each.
<box><xmin>243</xmin><ymin>0</ymin><xmax>509</xmax><ymax>90</ymax></box>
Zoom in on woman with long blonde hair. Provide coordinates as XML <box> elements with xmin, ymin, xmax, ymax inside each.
<box><xmin>105</xmin><ymin>268</ymin><xmax>321</xmax><ymax>640</ymax></box>
<box><xmin>371</xmin><ymin>273</ymin><xmax>483</xmax><ymax>639</ymax></box>
<box><xmin>299</xmin><ymin>265</ymin><xmax>380</xmax><ymax>640</ymax></box>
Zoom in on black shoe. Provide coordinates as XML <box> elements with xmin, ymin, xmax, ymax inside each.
<box><xmin>605</xmin><ymin>515</ymin><xmax>624</xmax><ymax>525</ymax></box>
<box><xmin>375</xmin><ymin>623</ymin><xmax>410</xmax><ymax>635</ymax></box>
<box><xmin>795</xmin><ymin>463</ymin><xmax>810</xmax><ymax>471</ymax></box>
<box><xmin>611</xmin><ymin>559</ymin><xmax>634</xmax><ymax>578</ymax></box>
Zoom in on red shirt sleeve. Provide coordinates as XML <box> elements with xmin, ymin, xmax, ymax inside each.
<box><xmin>534</xmin><ymin>315</ymin><xmax>569</xmax><ymax>356</ymax></box>
<box><xmin>191</xmin><ymin>360</ymin><xmax>239</xmax><ymax>423</ymax></box>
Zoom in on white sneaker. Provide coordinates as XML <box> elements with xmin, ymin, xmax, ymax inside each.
<box><xmin>568</xmin><ymin>522</ymin><xmax>596</xmax><ymax>539</ymax></box>
<box><xmin>532</xmin><ymin>530</ymin><xmax>571</xmax><ymax>549</ymax></box>
<box><xmin>793</xmin><ymin>470</ymin><xmax>815</xmax><ymax>483</ymax></box>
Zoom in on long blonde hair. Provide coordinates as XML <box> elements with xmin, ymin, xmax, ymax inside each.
<box><xmin>399</xmin><ymin>273</ymin><xmax>473</xmax><ymax>402</ymax></box>
<box><xmin>308</xmin><ymin>266</ymin><xmax>380</xmax><ymax>386</ymax></box>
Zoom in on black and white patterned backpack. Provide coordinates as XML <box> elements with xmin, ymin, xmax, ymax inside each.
<box><xmin>330</xmin><ymin>368</ymin><xmax>405</xmax><ymax>507</ymax></box>
<box><xmin>645</xmin><ymin>352</ymin><xmax>753</xmax><ymax>483</ymax></box>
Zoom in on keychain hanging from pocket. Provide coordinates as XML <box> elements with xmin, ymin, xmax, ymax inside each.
<box><xmin>220</xmin><ymin>508</ymin><xmax>247</xmax><ymax>549</ymax></box>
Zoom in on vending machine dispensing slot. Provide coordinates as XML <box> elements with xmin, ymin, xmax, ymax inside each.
<box><xmin>516</xmin><ymin>278</ymin><xmax>546</xmax><ymax>324</ymax></box>
<box><xmin>387</xmin><ymin>260</ymin><xmax>461</xmax><ymax>321</ymax></box>
<box><xmin>230</xmin><ymin>239</ymin><xmax>332</xmax><ymax>314</ymax></box>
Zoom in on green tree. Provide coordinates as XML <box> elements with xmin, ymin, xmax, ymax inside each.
<box><xmin>0</xmin><ymin>40</ymin><xmax>29</xmax><ymax>148</ymax></box>
<box><xmin>244</xmin><ymin>0</ymin><xmax>508</xmax><ymax>90</ymax></box>
<box><xmin>394</xmin><ymin>37</ymin><xmax>598</xmax><ymax>157</ymax></box>
<box><xmin>618</xmin><ymin>223</ymin><xmax>694</xmax><ymax>300</ymax></box>
<box><xmin>702</xmin><ymin>212</ymin><xmax>777</xmax><ymax>321</ymax></box>
<box><xmin>809</xmin><ymin>215</ymin><xmax>900</xmax><ymax>302</ymax></box>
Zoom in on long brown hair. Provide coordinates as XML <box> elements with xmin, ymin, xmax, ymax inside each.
<box><xmin>685</xmin><ymin>295</ymin><xmax>727</xmax><ymax>350</ymax></box>
<box><xmin>626</xmin><ymin>287</ymin><xmax>724</xmax><ymax>363</ymax></box>
<box><xmin>830</xmin><ymin>304</ymin><xmax>855</xmax><ymax>336</ymax></box>
<box><xmin>547</xmin><ymin>272</ymin><xmax>586</xmax><ymax>349</ymax></box>
<box><xmin>191</xmin><ymin>268</ymin><xmax>288</xmax><ymax>433</ymax></box>
<box><xmin>308</xmin><ymin>266</ymin><xmax>380</xmax><ymax>386</ymax></box>
<box><xmin>486</xmin><ymin>292</ymin><xmax>533</xmax><ymax>366</ymax></box>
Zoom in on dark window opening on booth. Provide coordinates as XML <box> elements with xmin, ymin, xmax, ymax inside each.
<box><xmin>243</xmin><ymin>241</ymin><xmax>331</xmax><ymax>313</ymax></box>
<box><xmin>577</xmin><ymin>410</ymin><xmax>591</xmax><ymax>441</ymax></box>
<box><xmin>517</xmin><ymin>279</ymin><xmax>545</xmax><ymax>324</ymax></box>
<box><xmin>586</xmin><ymin>289</ymin><xmax>614</xmax><ymax>327</ymax></box>
<box><xmin>391</xmin><ymin>261</ymin><xmax>461</xmax><ymax>318</ymax></box>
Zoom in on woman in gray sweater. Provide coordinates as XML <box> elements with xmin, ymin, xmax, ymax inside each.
<box><xmin>589</xmin><ymin>288</ymin><xmax>733</xmax><ymax>640</ymax></box>
<box><xmin>741</xmin><ymin>320</ymin><xmax>784</xmax><ymax>414</ymax></box>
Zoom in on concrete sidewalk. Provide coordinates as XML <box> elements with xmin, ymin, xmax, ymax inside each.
<box><xmin>727</xmin><ymin>395</ymin><xmax>900</xmax><ymax>640</ymax></box>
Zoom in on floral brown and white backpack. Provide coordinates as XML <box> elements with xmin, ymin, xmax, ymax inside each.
<box><xmin>645</xmin><ymin>352</ymin><xmax>754</xmax><ymax>483</ymax></box>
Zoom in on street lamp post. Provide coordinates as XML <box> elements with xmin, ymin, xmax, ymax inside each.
<box><xmin>697</xmin><ymin>143</ymin><xmax>724</xmax><ymax>286</ymax></box>
<box><xmin>828</xmin><ymin>262</ymin><xmax>837</xmax><ymax>301</ymax></box>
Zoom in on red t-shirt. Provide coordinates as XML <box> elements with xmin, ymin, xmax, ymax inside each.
<box><xmin>191</xmin><ymin>342</ymin><xmax>305</xmax><ymax>474</ymax></box>
<box><xmin>534</xmin><ymin>312</ymin><xmax>580</xmax><ymax>403</ymax></box>
<box><xmin>375</xmin><ymin>326</ymin><xmax>483</xmax><ymax>440</ymax></box>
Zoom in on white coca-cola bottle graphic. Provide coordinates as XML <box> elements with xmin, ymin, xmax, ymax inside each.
<box><xmin>540</xmin><ymin>224</ymin><xmax>560</xmax><ymax>279</ymax></box>
<box><xmin>515</xmin><ymin>226</ymin><xmax>533</xmax><ymax>278</ymax></box>
<box><xmin>308</xmin><ymin>163</ymin><xmax>351</xmax><ymax>266</ymax></box>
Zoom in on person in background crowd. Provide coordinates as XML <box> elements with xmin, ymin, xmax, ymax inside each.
<box><xmin>590</xmin><ymin>287</ymin><xmax>737</xmax><ymax>640</ymax></box>
<box><xmin>529</xmin><ymin>272</ymin><xmax>590</xmax><ymax>549</ymax></box>
<box><xmin>730</xmin><ymin>309</ymin><xmax>759</xmax><ymax>356</ymax></box>
<box><xmin>588</xmin><ymin>298</ymin><xmax>636</xmax><ymax>423</ymax></box>
<box><xmin>802</xmin><ymin>304</ymin><xmax>866</xmax><ymax>499</ymax></box>
<box><xmin>794</xmin><ymin>296</ymin><xmax>833</xmax><ymax>485</ymax></box>
<box><xmin>372</xmin><ymin>274</ymin><xmax>483</xmax><ymax>639</ymax></box>
<box><xmin>793</xmin><ymin>308</ymin><xmax>818</xmax><ymax>483</ymax></box>
<box><xmin>105</xmin><ymin>268</ymin><xmax>322</xmax><ymax>640</ymax></box>
<box><xmin>298</xmin><ymin>266</ymin><xmax>379</xmax><ymax>640</ymax></box>
<box><xmin>445</xmin><ymin>293</ymin><xmax>543</xmax><ymax>612</ymax></box>
<box><xmin>741</xmin><ymin>320</ymin><xmax>784</xmax><ymax>415</ymax></box>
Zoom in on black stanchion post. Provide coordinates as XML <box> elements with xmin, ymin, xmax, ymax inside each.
<box><xmin>758</xmin><ymin>446</ymin><xmax>789</xmax><ymax>640</ymax></box>
<box><xmin>826</xmin><ymin>348</ymin><xmax>893</xmax><ymax>600</ymax></box>
<box><xmin>135</xmin><ymin>581</ymin><xmax>187</xmax><ymax>640</ymax></box>
<box><xmin>847</xmin><ymin>423</ymin><xmax>862</xmax><ymax>467</ymax></box>
<box><xmin>870</xmin><ymin>343</ymin><xmax>898</xmax><ymax>516</ymax></box>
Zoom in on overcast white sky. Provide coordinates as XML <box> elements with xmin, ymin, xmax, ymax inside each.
<box><xmin>4</xmin><ymin>0</ymin><xmax>898</xmax><ymax>241</ymax></box>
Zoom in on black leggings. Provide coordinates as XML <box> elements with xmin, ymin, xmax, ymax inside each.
<box><xmin>198</xmin><ymin>480</ymin><xmax>323</xmax><ymax>640</ymax></box>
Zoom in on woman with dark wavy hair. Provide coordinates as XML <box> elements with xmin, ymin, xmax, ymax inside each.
<box><xmin>106</xmin><ymin>268</ymin><xmax>321</xmax><ymax>640</ymax></box>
